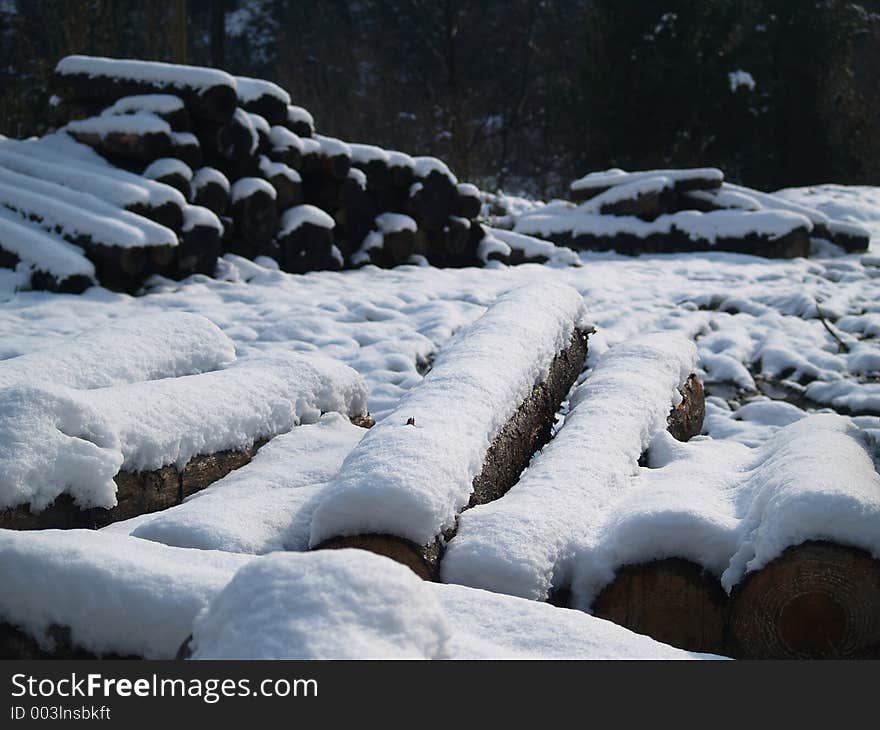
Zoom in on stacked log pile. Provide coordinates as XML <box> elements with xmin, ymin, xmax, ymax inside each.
<box><xmin>512</xmin><ymin>167</ymin><xmax>871</xmax><ymax>258</ymax></box>
<box><xmin>0</xmin><ymin>55</ymin><xmax>573</xmax><ymax>293</ymax></box>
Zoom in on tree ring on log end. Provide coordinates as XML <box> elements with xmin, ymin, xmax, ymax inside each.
<box><xmin>729</xmin><ymin>541</ymin><xmax>880</xmax><ymax>659</ymax></box>
<box><xmin>591</xmin><ymin>557</ymin><xmax>729</xmax><ymax>656</ymax></box>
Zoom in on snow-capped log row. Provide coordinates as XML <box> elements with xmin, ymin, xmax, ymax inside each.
<box><xmin>0</xmin><ymin>211</ymin><xmax>95</xmax><ymax>293</ymax></box>
<box><xmin>578</xmin><ymin>415</ymin><xmax>880</xmax><ymax>659</ymax></box>
<box><xmin>505</xmin><ymin>167</ymin><xmax>871</xmax><ymax>258</ymax></box>
<box><xmin>0</xmin><ymin>315</ymin><xmax>370</xmax><ymax>529</ymax></box>
<box><xmin>309</xmin><ymin>283</ymin><xmax>591</xmax><ymax>579</ymax></box>
<box><xmin>441</xmin><ymin>334</ymin><xmax>701</xmax><ymax>602</ymax></box>
<box><xmin>52</xmin><ymin>56</ymin><xmax>239</xmax><ymax>123</ymax></box>
<box><xmin>0</xmin><ymin>537</ymin><xmax>711</xmax><ymax>660</ymax></box>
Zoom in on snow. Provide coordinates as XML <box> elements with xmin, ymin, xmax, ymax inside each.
<box><xmin>349</xmin><ymin>143</ymin><xmax>390</xmax><ymax>166</ymax></box>
<box><xmin>0</xmin><ymin>311</ymin><xmax>235</xmax><ymax>391</ymax></box>
<box><xmin>577</xmin><ymin>175</ymin><xmax>674</xmax><ymax>213</ymax></box>
<box><xmin>347</xmin><ymin>167</ymin><xmax>367</xmax><ymax>189</ymax></box>
<box><xmin>246</xmin><ymin>112</ymin><xmax>270</xmax><ymax>137</ymax></box>
<box><xmin>55</xmin><ymin>55</ymin><xmax>236</xmax><ymax>92</ymax></box>
<box><xmin>571</xmin><ymin>167</ymin><xmax>723</xmax><ymax>194</ymax></box>
<box><xmin>117</xmin><ymin>413</ymin><xmax>365</xmax><ymax>554</ymax></box>
<box><xmin>457</xmin><ymin>182</ymin><xmax>479</xmax><ymax>198</ymax></box>
<box><xmin>235</xmin><ymin>76</ymin><xmax>291</xmax><ymax>106</ymax></box>
<box><xmin>100</xmin><ymin>94</ymin><xmax>185</xmax><ymax>117</ymax></box>
<box><xmin>9</xmin><ymin>132</ymin><xmax>187</xmax><ymax>210</ymax></box>
<box><xmin>286</xmin><ymin>105</ymin><xmax>314</xmax><ymax>131</ymax></box>
<box><xmin>189</xmin><ymin>550</ymin><xmax>450</xmax><ymax>660</ymax></box>
<box><xmin>0</xmin><ymin>167</ymin><xmax>178</xmax><ymax>249</ymax></box>
<box><xmin>278</xmin><ymin>204</ymin><xmax>334</xmax><ymax>235</ymax></box>
<box><xmin>258</xmin><ymin>155</ymin><xmax>301</xmax><ymax>183</ymax></box>
<box><xmin>66</xmin><ymin>111</ymin><xmax>171</xmax><ymax>138</ymax></box>
<box><xmin>230</xmin><ymin>176</ymin><xmax>276</xmax><ymax>204</ymax></box>
<box><xmin>375</xmin><ymin>212</ymin><xmax>417</xmax><ymax>234</ymax></box>
<box><xmin>0</xmin><ymin>211</ymin><xmax>94</xmax><ymax>281</ymax></box>
<box><xmin>0</xmin><ymin>146</ymin><xmax>150</xmax><ymax>211</ymax></box>
<box><xmin>309</xmin><ymin>283</ymin><xmax>587</xmax><ymax>548</ymax></box>
<box><xmin>0</xmin><ymin>529</ymin><xmax>252</xmax><ymax>658</ymax></box>
<box><xmin>487</xmin><ymin>227</ymin><xmax>580</xmax><ymax>267</ymax></box>
<box><xmin>516</xmin><ymin>207</ymin><xmax>810</xmax><ymax>244</ymax></box>
<box><xmin>314</xmin><ymin>134</ymin><xmax>351</xmax><ymax>159</ymax></box>
<box><xmin>191</xmin><ymin>166</ymin><xmax>230</xmax><ymax>193</ymax></box>
<box><xmin>775</xmin><ymin>184</ymin><xmax>880</xmax><ymax>250</ymax></box>
<box><xmin>182</xmin><ymin>205</ymin><xmax>223</xmax><ymax>234</ymax></box>
<box><xmin>685</xmin><ymin>187</ymin><xmax>761</xmax><ymax>211</ymax></box>
<box><xmin>442</xmin><ymin>334</ymin><xmax>697</xmax><ymax>601</ymax></box>
<box><xmin>728</xmin><ymin>70</ymin><xmax>756</xmax><ymax>92</ymax></box>
<box><xmin>187</xmin><ymin>549</ymin><xmax>713</xmax><ymax>659</ymax></box>
<box><xmin>413</xmin><ymin>156</ymin><xmax>457</xmax><ymax>183</ymax></box>
<box><xmin>268</xmin><ymin>125</ymin><xmax>303</xmax><ymax>153</ymax></box>
<box><xmin>387</xmin><ymin>150</ymin><xmax>415</xmax><ymax>170</ymax></box>
<box><xmin>143</xmin><ymin>157</ymin><xmax>192</xmax><ymax>181</ymax></box>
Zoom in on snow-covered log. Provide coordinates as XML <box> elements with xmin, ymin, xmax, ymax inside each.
<box><xmin>274</xmin><ymin>204</ymin><xmax>341</xmax><ymax>274</ymax></box>
<box><xmin>236</xmin><ymin>76</ymin><xmax>290</xmax><ymax>127</ymax></box>
<box><xmin>190</xmin><ymin>167</ymin><xmax>230</xmax><ymax>216</ymax></box>
<box><xmin>441</xmin><ymin>334</ymin><xmax>700</xmax><ymax>601</ymax></box>
<box><xmin>284</xmin><ymin>104</ymin><xmax>314</xmax><ymax>138</ymax></box>
<box><xmin>227</xmin><ymin>177</ymin><xmax>278</xmax><ymax>256</ymax></box>
<box><xmin>570</xmin><ymin>167</ymin><xmax>723</xmax><ymax>203</ymax></box>
<box><xmin>352</xmin><ymin>213</ymin><xmax>418</xmax><ymax>268</ymax></box>
<box><xmin>100</xmin><ymin>93</ymin><xmax>192</xmax><ymax>132</ymax></box>
<box><xmin>52</xmin><ymin>56</ymin><xmax>238</xmax><ymax>123</ymax></box>
<box><xmin>258</xmin><ymin>156</ymin><xmax>302</xmax><ymax>211</ymax></box>
<box><xmin>408</xmin><ymin>159</ymin><xmax>459</xmax><ymax>231</ymax></box>
<box><xmin>143</xmin><ymin>157</ymin><xmax>192</xmax><ymax>198</ymax></box>
<box><xmin>309</xmin><ymin>283</ymin><xmax>590</xmax><ymax>579</ymax></box>
<box><xmin>165</xmin><ymin>205</ymin><xmax>223</xmax><ymax>279</ymax></box>
<box><xmin>0</xmin><ymin>351</ymin><xmax>369</xmax><ymax>519</ymax></box>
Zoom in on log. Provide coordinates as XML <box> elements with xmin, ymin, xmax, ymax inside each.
<box><xmin>0</xmin><ymin>622</ymin><xmax>138</xmax><ymax>660</ymax></box>
<box><xmin>591</xmin><ymin>558</ymin><xmax>730</xmax><ymax>655</ymax></box>
<box><xmin>51</xmin><ymin>57</ymin><xmax>238</xmax><ymax>124</ymax></box>
<box><xmin>227</xmin><ymin>179</ymin><xmax>278</xmax><ymax>256</ymax></box>
<box><xmin>729</xmin><ymin>541</ymin><xmax>880</xmax><ymax>659</ymax></box>
<box><xmin>667</xmin><ymin>374</ymin><xmax>705</xmax><ymax>441</ymax></box>
<box><xmin>67</xmin><ymin>128</ymin><xmax>174</xmax><ymax>164</ymax></box>
<box><xmin>164</xmin><ymin>217</ymin><xmax>221</xmax><ymax>279</ymax></box>
<box><xmin>275</xmin><ymin>221</ymin><xmax>341</xmax><ymax>274</ymax></box>
<box><xmin>408</xmin><ymin>171</ymin><xmax>457</xmax><ymax>231</ymax></box>
<box><xmin>571</xmin><ymin>168</ymin><xmax>723</xmax><ymax>203</ymax></box>
<box><xmin>0</xmin><ymin>442</ymin><xmax>264</xmax><ymax>531</ymax></box>
<box><xmin>313</xmin><ymin>327</ymin><xmax>590</xmax><ymax>578</ymax></box>
<box><xmin>191</xmin><ymin>167</ymin><xmax>230</xmax><ymax>216</ymax></box>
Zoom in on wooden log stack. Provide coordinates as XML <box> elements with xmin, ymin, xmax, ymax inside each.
<box><xmin>0</xmin><ymin>54</ymin><xmax>505</xmax><ymax>292</ymax></box>
<box><xmin>512</xmin><ymin>167</ymin><xmax>871</xmax><ymax>258</ymax></box>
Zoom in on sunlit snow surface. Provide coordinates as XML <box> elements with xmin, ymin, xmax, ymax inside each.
<box><xmin>0</xmin><ymin>184</ymin><xmax>878</xmax><ymax>659</ymax></box>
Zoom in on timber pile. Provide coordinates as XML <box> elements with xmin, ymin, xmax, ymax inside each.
<box><xmin>512</xmin><ymin>167</ymin><xmax>871</xmax><ymax>258</ymax></box>
<box><xmin>0</xmin><ymin>55</ymin><xmax>570</xmax><ymax>294</ymax></box>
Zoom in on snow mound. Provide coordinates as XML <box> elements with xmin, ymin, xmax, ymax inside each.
<box><xmin>189</xmin><ymin>550</ymin><xmax>451</xmax><ymax>660</ymax></box>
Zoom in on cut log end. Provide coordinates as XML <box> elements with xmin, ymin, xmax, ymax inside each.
<box><xmin>591</xmin><ymin>558</ymin><xmax>729</xmax><ymax>656</ymax></box>
<box><xmin>730</xmin><ymin>541</ymin><xmax>880</xmax><ymax>659</ymax></box>
<box><xmin>314</xmin><ymin>534</ymin><xmax>441</xmax><ymax>581</ymax></box>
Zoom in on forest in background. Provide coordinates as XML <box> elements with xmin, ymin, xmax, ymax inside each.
<box><xmin>1</xmin><ymin>0</ymin><xmax>879</xmax><ymax>197</ymax></box>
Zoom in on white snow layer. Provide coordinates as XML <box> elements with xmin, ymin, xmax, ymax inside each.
<box><xmin>0</xmin><ymin>529</ymin><xmax>252</xmax><ymax>659</ymax></box>
<box><xmin>230</xmin><ymin>177</ymin><xmax>275</xmax><ymax>204</ymax></box>
<box><xmin>309</xmin><ymin>283</ymin><xmax>587</xmax><ymax>547</ymax></box>
<box><xmin>571</xmin><ymin>167</ymin><xmax>723</xmax><ymax>194</ymax></box>
<box><xmin>55</xmin><ymin>55</ymin><xmax>236</xmax><ymax>92</ymax></box>
<box><xmin>187</xmin><ymin>550</ymin><xmax>713</xmax><ymax>659</ymax></box>
<box><xmin>235</xmin><ymin>76</ymin><xmax>291</xmax><ymax>106</ymax></box>
<box><xmin>191</xmin><ymin>166</ymin><xmax>230</xmax><ymax>193</ymax></box>
<box><xmin>278</xmin><ymin>204</ymin><xmax>334</xmax><ymax>235</ymax></box>
<box><xmin>100</xmin><ymin>94</ymin><xmax>185</xmax><ymax>117</ymax></box>
<box><xmin>0</xmin><ymin>212</ymin><xmax>94</xmax><ymax>280</ymax></box>
<box><xmin>0</xmin><ymin>311</ymin><xmax>234</xmax><ymax>390</ymax></box>
<box><xmin>442</xmin><ymin>333</ymin><xmax>697</xmax><ymax>601</ymax></box>
<box><xmin>143</xmin><ymin>158</ymin><xmax>192</xmax><ymax>181</ymax></box>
